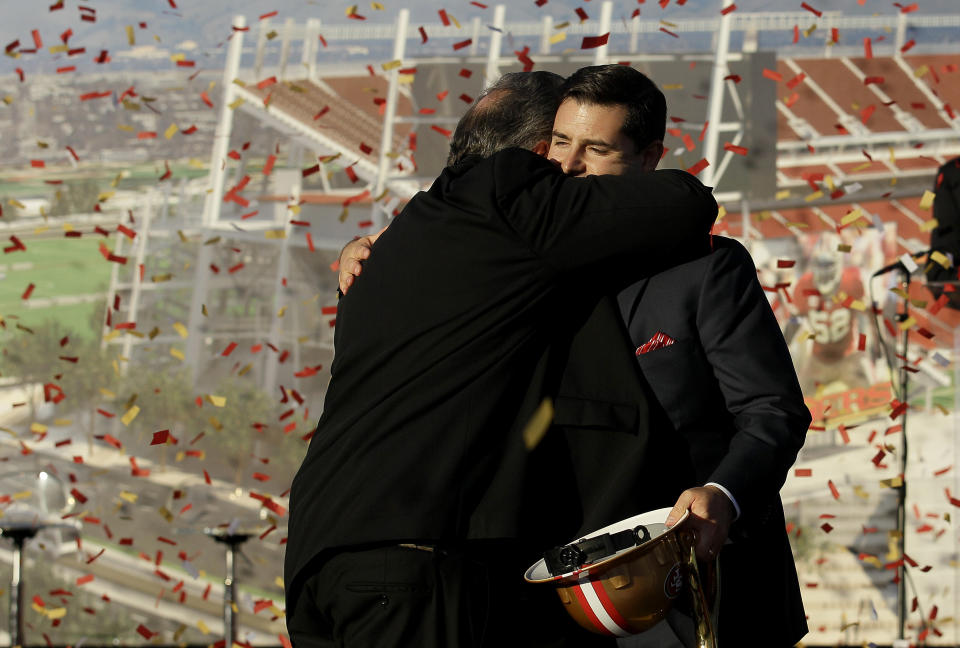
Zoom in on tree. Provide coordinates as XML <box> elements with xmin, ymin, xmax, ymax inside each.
<box><xmin>199</xmin><ymin>375</ymin><xmax>302</xmax><ymax>488</ymax></box>
<box><xmin>55</xmin><ymin>334</ymin><xmax>120</xmax><ymax>456</ymax></box>
<box><xmin>48</xmin><ymin>178</ymin><xmax>101</xmax><ymax>218</ymax></box>
<box><xmin>0</xmin><ymin>318</ymin><xmax>76</xmax><ymax>420</ymax></box>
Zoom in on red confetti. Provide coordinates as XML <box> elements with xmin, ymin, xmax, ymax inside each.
<box><xmin>150</xmin><ymin>430</ymin><xmax>171</xmax><ymax>446</ymax></box>
<box><xmin>723</xmin><ymin>142</ymin><xmax>748</xmax><ymax>156</ymax></box>
<box><xmin>720</xmin><ymin>3</ymin><xmax>737</xmax><ymax>15</ymax></box>
<box><xmin>581</xmin><ymin>33</ymin><xmax>610</xmax><ymax>49</ymax></box>
<box><xmin>263</xmin><ymin>154</ymin><xmax>277</xmax><ymax>176</ymax></box>
<box><xmin>827</xmin><ymin>480</ymin><xmax>840</xmax><ymax>500</ymax></box>
<box><xmin>864</xmin><ymin>76</ymin><xmax>884</xmax><ymax>85</ymax></box>
<box><xmin>901</xmin><ymin>39</ymin><xmax>915</xmax><ymax>53</ymax></box>
<box><xmin>80</xmin><ymin>91</ymin><xmax>111</xmax><ymax>101</ymax></box>
<box><xmin>21</xmin><ymin>283</ymin><xmax>35</xmax><ymax>300</ymax></box>
<box><xmin>575</xmin><ymin>7</ymin><xmax>589</xmax><ymax>21</ymax></box>
<box><xmin>260</xmin><ymin>10</ymin><xmax>279</xmax><ymax>20</ymax></box>
<box><xmin>659</xmin><ymin>27</ymin><xmax>679</xmax><ymax>38</ymax></box>
<box><xmin>801</xmin><ymin>2</ymin><xmax>822</xmax><ymax>17</ymax></box>
<box><xmin>76</xmin><ymin>574</ymin><xmax>94</xmax><ymax>586</ymax></box>
<box><xmin>431</xmin><ymin>125</ymin><xmax>452</xmax><ymax>138</ymax></box>
<box><xmin>762</xmin><ymin>68</ymin><xmax>783</xmax><ymax>82</ymax></box>
<box><xmin>686</xmin><ymin>158</ymin><xmax>709</xmax><ymax>176</ymax></box>
<box><xmin>419</xmin><ymin>26</ymin><xmax>428</xmax><ymax>43</ymax></box>
<box><xmin>438</xmin><ymin>9</ymin><xmax>450</xmax><ymax>25</ymax></box>
<box><xmin>452</xmin><ymin>39</ymin><xmax>472</xmax><ymax>51</ymax></box>
<box><xmin>794</xmin><ymin>468</ymin><xmax>812</xmax><ymax>477</ymax></box>
<box><xmin>136</xmin><ymin>624</ymin><xmax>156</xmax><ymax>640</ymax></box>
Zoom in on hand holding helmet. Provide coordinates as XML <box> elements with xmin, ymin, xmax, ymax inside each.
<box><xmin>665</xmin><ymin>485</ymin><xmax>737</xmax><ymax>561</ymax></box>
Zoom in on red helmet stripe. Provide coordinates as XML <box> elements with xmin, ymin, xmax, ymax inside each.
<box><xmin>588</xmin><ymin>577</ymin><xmax>633</xmax><ymax>633</ymax></box>
<box><xmin>575</xmin><ymin>575</ymin><xmax>632</xmax><ymax>636</ymax></box>
<box><xmin>571</xmin><ymin>582</ymin><xmax>615</xmax><ymax>636</ymax></box>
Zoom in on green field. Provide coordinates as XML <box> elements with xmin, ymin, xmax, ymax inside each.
<box><xmin>0</xmin><ymin>237</ymin><xmax>112</xmax><ymax>340</ymax></box>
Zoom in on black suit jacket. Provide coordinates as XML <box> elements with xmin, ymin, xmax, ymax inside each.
<box><xmin>550</xmin><ymin>237</ymin><xmax>809</xmax><ymax>645</ymax></box>
<box><xmin>284</xmin><ymin>148</ymin><xmax>717</xmax><ymax>614</ymax></box>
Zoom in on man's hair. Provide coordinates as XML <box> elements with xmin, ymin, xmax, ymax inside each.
<box><xmin>559</xmin><ymin>65</ymin><xmax>666</xmax><ymax>154</ymax></box>
<box><xmin>446</xmin><ymin>71</ymin><xmax>564</xmax><ymax>166</ymax></box>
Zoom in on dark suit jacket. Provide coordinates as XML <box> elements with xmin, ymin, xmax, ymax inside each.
<box><xmin>284</xmin><ymin>148</ymin><xmax>717</xmax><ymax>615</ymax></box>
<box><xmin>550</xmin><ymin>237</ymin><xmax>809</xmax><ymax>646</ymax></box>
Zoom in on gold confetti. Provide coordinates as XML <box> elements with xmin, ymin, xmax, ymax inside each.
<box><xmin>919</xmin><ymin>190</ymin><xmax>936</xmax><ymax>210</ymax></box>
<box><xmin>206</xmin><ymin>395</ymin><xmax>226</xmax><ymax>407</ymax></box>
<box><xmin>119</xmin><ymin>491</ymin><xmax>138</xmax><ymax>503</ymax></box>
<box><xmin>880</xmin><ymin>476</ymin><xmax>903</xmax><ymax>489</ymax></box>
<box><xmin>841</xmin><ymin>208</ymin><xmax>864</xmax><ymax>226</ymax></box>
<box><xmin>121</xmin><ymin>405</ymin><xmax>140</xmax><ymax>426</ymax></box>
<box><xmin>173</xmin><ymin>322</ymin><xmax>188</xmax><ymax>338</ymax></box>
<box><xmin>170</xmin><ymin>348</ymin><xmax>185</xmax><ymax>361</ymax></box>
<box><xmin>126</xmin><ymin>25</ymin><xmax>135</xmax><ymax>46</ymax></box>
<box><xmin>775</xmin><ymin>189</ymin><xmax>791</xmax><ymax>200</ymax></box>
<box><xmin>522</xmin><ymin>399</ymin><xmax>554</xmax><ymax>450</ymax></box>
<box><xmin>921</xmin><ymin>219</ymin><xmax>939</xmax><ymax>233</ymax></box>
<box><xmin>228</xmin><ymin>97</ymin><xmax>245</xmax><ymax>110</ymax></box>
<box><xmin>265</xmin><ymin>229</ymin><xmax>287</xmax><ymax>239</ymax></box>
<box><xmin>164</xmin><ymin>123</ymin><xmax>179</xmax><ymax>139</ymax></box>
<box><xmin>899</xmin><ymin>316</ymin><xmax>917</xmax><ymax>331</ymax></box>
<box><xmin>549</xmin><ymin>32</ymin><xmax>567</xmax><ymax>44</ymax></box>
<box><xmin>30</xmin><ymin>422</ymin><xmax>48</xmax><ymax>434</ymax></box>
<box><xmin>381</xmin><ymin>59</ymin><xmax>402</xmax><ymax>71</ymax></box>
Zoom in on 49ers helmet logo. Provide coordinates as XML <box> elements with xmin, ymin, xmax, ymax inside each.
<box><xmin>664</xmin><ymin>563</ymin><xmax>683</xmax><ymax>599</ymax></box>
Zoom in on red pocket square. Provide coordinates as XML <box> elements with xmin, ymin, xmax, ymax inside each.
<box><xmin>636</xmin><ymin>331</ymin><xmax>676</xmax><ymax>355</ymax></box>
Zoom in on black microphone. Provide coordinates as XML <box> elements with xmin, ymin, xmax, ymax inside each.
<box><xmin>871</xmin><ymin>249</ymin><xmax>931</xmax><ymax>277</ymax></box>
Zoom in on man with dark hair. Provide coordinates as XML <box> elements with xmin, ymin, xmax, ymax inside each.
<box><xmin>285</xmin><ymin>70</ymin><xmax>717</xmax><ymax>648</ymax></box>
<box><xmin>546</xmin><ymin>65</ymin><xmax>808</xmax><ymax>647</ymax></box>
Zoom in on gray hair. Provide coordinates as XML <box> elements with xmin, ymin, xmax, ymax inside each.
<box><xmin>446</xmin><ymin>71</ymin><xmax>565</xmax><ymax>166</ymax></box>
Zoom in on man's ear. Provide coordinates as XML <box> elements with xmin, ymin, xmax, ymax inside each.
<box><xmin>531</xmin><ymin>140</ymin><xmax>550</xmax><ymax>158</ymax></box>
<box><xmin>639</xmin><ymin>140</ymin><xmax>664</xmax><ymax>172</ymax></box>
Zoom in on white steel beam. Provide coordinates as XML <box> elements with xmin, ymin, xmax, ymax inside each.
<box><xmin>485</xmin><ymin>5</ymin><xmax>506</xmax><ymax>89</ymax></box>
<box><xmin>372</xmin><ymin>8</ymin><xmax>409</xmax><ymax>230</ymax></box>
<box><xmin>701</xmin><ymin>0</ymin><xmax>735</xmax><ymax>188</ymax></box>
<box><xmin>202</xmin><ymin>15</ymin><xmax>246</xmax><ymax>228</ymax></box>
<box><xmin>593</xmin><ymin>1</ymin><xmax>613</xmax><ymax>66</ymax></box>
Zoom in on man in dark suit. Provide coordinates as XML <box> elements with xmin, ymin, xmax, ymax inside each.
<box><xmin>286</xmin><ymin>70</ymin><xmax>717</xmax><ymax>648</ymax></box>
<box><xmin>545</xmin><ymin>65</ymin><xmax>809</xmax><ymax>647</ymax></box>
<box><xmin>340</xmin><ymin>65</ymin><xmax>810</xmax><ymax>647</ymax></box>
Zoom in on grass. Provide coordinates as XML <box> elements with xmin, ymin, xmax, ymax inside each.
<box><xmin>0</xmin><ymin>238</ymin><xmax>111</xmax><ymax>340</ymax></box>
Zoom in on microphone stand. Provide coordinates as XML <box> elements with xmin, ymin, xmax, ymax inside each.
<box><xmin>893</xmin><ymin>265</ymin><xmax>910</xmax><ymax>642</ymax></box>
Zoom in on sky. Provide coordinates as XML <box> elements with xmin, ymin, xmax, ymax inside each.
<box><xmin>1</xmin><ymin>0</ymin><xmax>958</xmax><ymax>74</ymax></box>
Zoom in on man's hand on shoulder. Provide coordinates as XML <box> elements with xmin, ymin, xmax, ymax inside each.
<box><xmin>338</xmin><ymin>226</ymin><xmax>388</xmax><ymax>295</ymax></box>
<box><xmin>664</xmin><ymin>486</ymin><xmax>737</xmax><ymax>561</ymax></box>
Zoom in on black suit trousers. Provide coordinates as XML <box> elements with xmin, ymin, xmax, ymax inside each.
<box><xmin>287</xmin><ymin>542</ymin><xmax>616</xmax><ymax>648</ymax></box>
